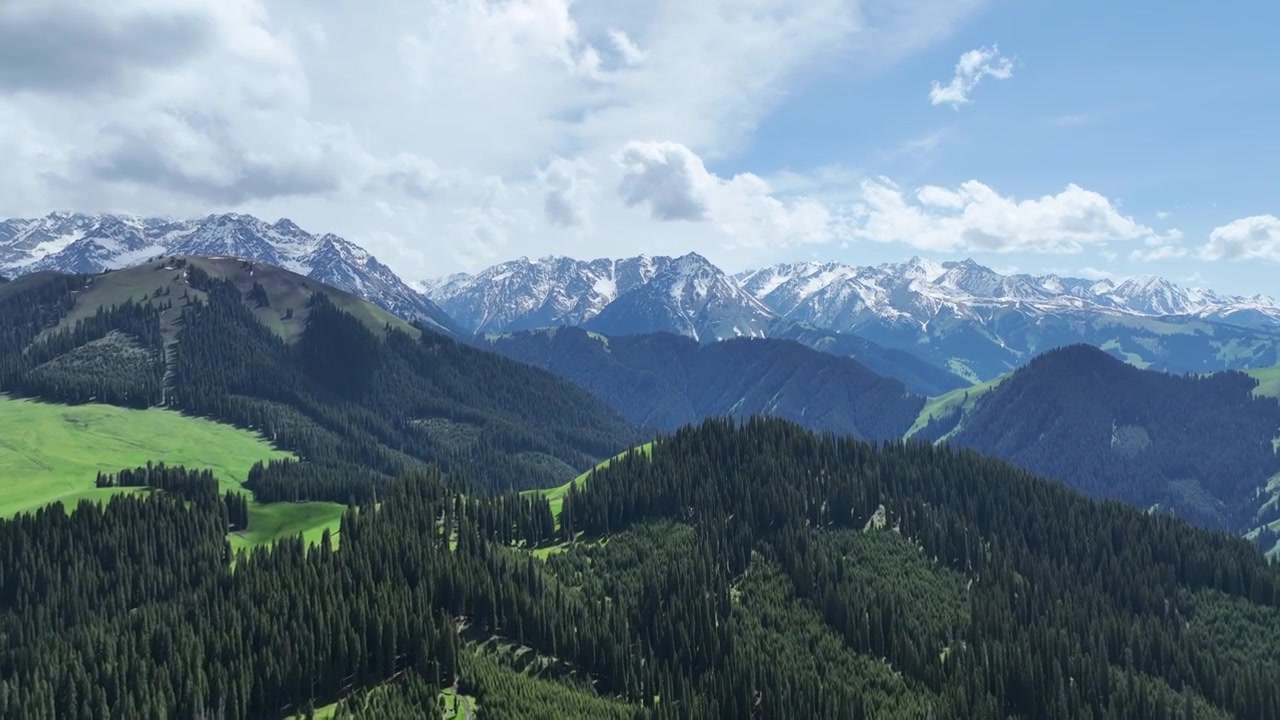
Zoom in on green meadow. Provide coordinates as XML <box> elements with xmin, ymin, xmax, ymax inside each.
<box><xmin>0</xmin><ymin>394</ymin><xmax>341</xmax><ymax>547</ymax></box>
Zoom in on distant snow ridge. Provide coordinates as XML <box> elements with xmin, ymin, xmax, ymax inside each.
<box><xmin>427</xmin><ymin>252</ymin><xmax>776</xmax><ymax>341</ymax></box>
<box><xmin>423</xmin><ymin>254</ymin><xmax>673</xmax><ymax>334</ymax></box>
<box><xmin>584</xmin><ymin>252</ymin><xmax>776</xmax><ymax>342</ymax></box>
<box><xmin>737</xmin><ymin>257</ymin><xmax>1280</xmax><ymax>330</ymax></box>
<box><xmin>0</xmin><ymin>212</ymin><xmax>456</xmax><ymax>333</ymax></box>
<box><xmin>427</xmin><ymin>251</ymin><xmax>1280</xmax><ymax>344</ymax></box>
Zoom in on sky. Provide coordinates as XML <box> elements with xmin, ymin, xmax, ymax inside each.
<box><xmin>0</xmin><ymin>0</ymin><xmax>1277</xmax><ymax>295</ymax></box>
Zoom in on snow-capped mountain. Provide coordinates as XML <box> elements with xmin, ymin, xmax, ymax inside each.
<box><xmin>583</xmin><ymin>253</ymin><xmax>776</xmax><ymax>342</ymax></box>
<box><xmin>739</xmin><ymin>258</ymin><xmax>1280</xmax><ymax>331</ymax></box>
<box><xmin>427</xmin><ymin>252</ymin><xmax>774</xmax><ymax>342</ymax></box>
<box><xmin>739</xmin><ymin>257</ymin><xmax>1280</xmax><ymax>381</ymax></box>
<box><xmin>0</xmin><ymin>212</ymin><xmax>457</xmax><ymax>333</ymax></box>
<box><xmin>431</xmin><ymin>252</ymin><xmax>1280</xmax><ymax>383</ymax></box>
<box><xmin>425</xmin><ymin>255</ymin><xmax>672</xmax><ymax>334</ymax></box>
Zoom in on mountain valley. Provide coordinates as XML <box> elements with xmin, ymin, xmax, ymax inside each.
<box><xmin>1</xmin><ymin>239</ymin><xmax>1279</xmax><ymax>719</ymax></box>
<box><xmin>479</xmin><ymin>326</ymin><xmax>924</xmax><ymax>439</ymax></box>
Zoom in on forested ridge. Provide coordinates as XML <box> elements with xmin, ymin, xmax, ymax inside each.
<box><xmin>764</xmin><ymin>320</ymin><xmax>970</xmax><ymax>396</ymax></box>
<box><xmin>929</xmin><ymin>344</ymin><xmax>1280</xmax><ymax>532</ymax></box>
<box><xmin>2</xmin><ymin>419</ymin><xmax>1279</xmax><ymax>718</ymax></box>
<box><xmin>481</xmin><ymin>326</ymin><xmax>923</xmax><ymax>440</ymax></box>
<box><xmin>0</xmin><ymin>262</ymin><xmax>641</xmax><ymax>501</ymax></box>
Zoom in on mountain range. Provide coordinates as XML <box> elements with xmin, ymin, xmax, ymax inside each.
<box><xmin>433</xmin><ymin>253</ymin><xmax>1280</xmax><ymax>382</ymax></box>
<box><xmin>482</xmin><ymin>326</ymin><xmax>1280</xmax><ymax>547</ymax></box>
<box><xmin>478</xmin><ymin>327</ymin><xmax>924</xmax><ymax>439</ymax></box>
<box><xmin>0</xmin><ymin>212</ymin><xmax>457</xmax><ymax>333</ymax></box>
<box><xmin>6</xmin><ymin>212</ymin><xmax>1280</xmax><ymax>386</ymax></box>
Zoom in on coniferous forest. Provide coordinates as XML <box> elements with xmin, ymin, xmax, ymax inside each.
<box><xmin>2</xmin><ymin>420</ymin><xmax>1279</xmax><ymax>718</ymax></box>
<box><xmin>1</xmin><ymin>262</ymin><xmax>1279</xmax><ymax>718</ymax></box>
<box><xmin>0</xmin><ymin>263</ymin><xmax>641</xmax><ymax>501</ymax></box>
<box><xmin>480</xmin><ymin>326</ymin><xmax>925</xmax><ymax>439</ymax></box>
<box><xmin>933</xmin><ymin>344</ymin><xmax>1280</xmax><ymax>531</ymax></box>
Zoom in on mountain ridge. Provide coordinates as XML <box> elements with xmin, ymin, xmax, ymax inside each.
<box><xmin>582</xmin><ymin>252</ymin><xmax>776</xmax><ymax>342</ymax></box>
<box><xmin>0</xmin><ymin>212</ymin><xmax>459</xmax><ymax>334</ymax></box>
<box><xmin>433</xmin><ymin>252</ymin><xmax>1280</xmax><ymax>381</ymax></box>
<box><xmin>478</xmin><ymin>326</ymin><xmax>924</xmax><ymax>439</ymax></box>
<box><xmin>929</xmin><ymin>343</ymin><xmax>1280</xmax><ymax>534</ymax></box>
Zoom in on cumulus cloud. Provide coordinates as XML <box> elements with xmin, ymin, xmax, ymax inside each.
<box><xmin>0</xmin><ymin>0</ymin><xmax>214</xmax><ymax>95</ymax></box>
<box><xmin>86</xmin><ymin>110</ymin><xmax>353</xmax><ymax>204</ymax></box>
<box><xmin>613</xmin><ymin>141</ymin><xmax>834</xmax><ymax>249</ymax></box>
<box><xmin>0</xmin><ymin>0</ymin><xmax>993</xmax><ymax>275</ymax></box>
<box><xmin>1077</xmin><ymin>267</ymin><xmax>1120</xmax><ymax>280</ymax></box>
<box><xmin>929</xmin><ymin>45</ymin><xmax>1013</xmax><ymax>108</ymax></box>
<box><xmin>853</xmin><ymin>178</ymin><xmax>1160</xmax><ymax>253</ymax></box>
<box><xmin>1129</xmin><ymin>232</ymin><xmax>1188</xmax><ymax>262</ymax></box>
<box><xmin>539</xmin><ymin>157</ymin><xmax>595</xmax><ymax>228</ymax></box>
<box><xmin>1201</xmin><ymin>215</ymin><xmax>1280</xmax><ymax>261</ymax></box>
<box><xmin>615</xmin><ymin>141</ymin><xmax>711</xmax><ymax>221</ymax></box>
<box><xmin>609</xmin><ymin>30</ymin><xmax>645</xmax><ymax>66</ymax></box>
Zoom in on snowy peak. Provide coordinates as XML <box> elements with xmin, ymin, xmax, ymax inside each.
<box><xmin>426</xmin><ymin>254</ymin><xmax>674</xmax><ymax>333</ymax></box>
<box><xmin>585</xmin><ymin>253</ymin><xmax>775</xmax><ymax>342</ymax></box>
<box><xmin>1104</xmin><ymin>275</ymin><xmax>1198</xmax><ymax>316</ymax></box>
<box><xmin>739</xmin><ymin>257</ymin><xmax>1280</xmax><ymax>331</ymax></box>
<box><xmin>0</xmin><ymin>212</ymin><xmax>457</xmax><ymax>334</ymax></box>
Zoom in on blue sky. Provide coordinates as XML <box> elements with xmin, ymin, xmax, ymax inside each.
<box><xmin>1</xmin><ymin>0</ymin><xmax>1276</xmax><ymax>294</ymax></box>
<box><xmin>726</xmin><ymin>0</ymin><xmax>1280</xmax><ymax>293</ymax></box>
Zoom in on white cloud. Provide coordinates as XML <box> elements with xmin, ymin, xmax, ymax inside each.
<box><xmin>0</xmin><ymin>0</ymin><xmax>995</xmax><ymax>276</ymax></box>
<box><xmin>539</xmin><ymin>157</ymin><xmax>596</xmax><ymax>228</ymax></box>
<box><xmin>613</xmin><ymin>141</ymin><xmax>835</xmax><ymax>249</ymax></box>
<box><xmin>615</xmin><ymin>141</ymin><xmax>712</xmax><ymax>221</ymax></box>
<box><xmin>929</xmin><ymin>44</ymin><xmax>1013</xmax><ymax>108</ymax></box>
<box><xmin>1201</xmin><ymin>215</ymin><xmax>1280</xmax><ymax>261</ymax></box>
<box><xmin>1077</xmin><ymin>267</ymin><xmax>1120</xmax><ymax>280</ymax></box>
<box><xmin>853</xmin><ymin>178</ymin><xmax>1162</xmax><ymax>253</ymax></box>
<box><xmin>609</xmin><ymin>29</ymin><xmax>645</xmax><ymax>66</ymax></box>
<box><xmin>1129</xmin><ymin>231</ymin><xmax>1188</xmax><ymax>262</ymax></box>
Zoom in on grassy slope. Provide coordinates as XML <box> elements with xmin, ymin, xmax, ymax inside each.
<box><xmin>522</xmin><ymin>443</ymin><xmax>654</xmax><ymax>522</ymax></box>
<box><xmin>50</xmin><ymin>256</ymin><xmax>418</xmax><ymax>344</ymax></box>
<box><xmin>2</xmin><ymin>257</ymin><xmax>435</xmax><ymax>549</ymax></box>
<box><xmin>1247</xmin><ymin>365</ymin><xmax>1280</xmax><ymax>399</ymax></box>
<box><xmin>229</xmin><ymin>502</ymin><xmax>346</xmax><ymax>552</ymax></box>
<box><xmin>292</xmin><ymin>688</ymin><xmax>476</xmax><ymax>720</ymax></box>
<box><xmin>0</xmin><ymin>395</ymin><xmax>341</xmax><ymax>547</ymax></box>
<box><xmin>0</xmin><ymin>395</ymin><xmax>286</xmax><ymax>515</ymax></box>
<box><xmin>8</xmin><ymin>257</ymin><xmax>424</xmax><ymax>545</ymax></box>
<box><xmin>906</xmin><ymin>373</ymin><xmax>1008</xmax><ymax>438</ymax></box>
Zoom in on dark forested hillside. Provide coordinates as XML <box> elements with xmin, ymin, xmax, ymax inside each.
<box><xmin>480</xmin><ymin>326</ymin><xmax>924</xmax><ymax>440</ymax></box>
<box><xmin>935</xmin><ymin>344</ymin><xmax>1280</xmax><ymax>532</ymax></box>
<box><xmin>0</xmin><ymin>259</ymin><xmax>640</xmax><ymax>501</ymax></box>
<box><xmin>767</xmin><ymin>321</ymin><xmax>970</xmax><ymax>396</ymax></box>
<box><xmin>5</xmin><ymin>419</ymin><xmax>1280</xmax><ymax>718</ymax></box>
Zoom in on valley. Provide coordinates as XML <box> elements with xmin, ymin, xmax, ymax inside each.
<box><xmin>0</xmin><ymin>245</ymin><xmax>1278</xmax><ymax>719</ymax></box>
